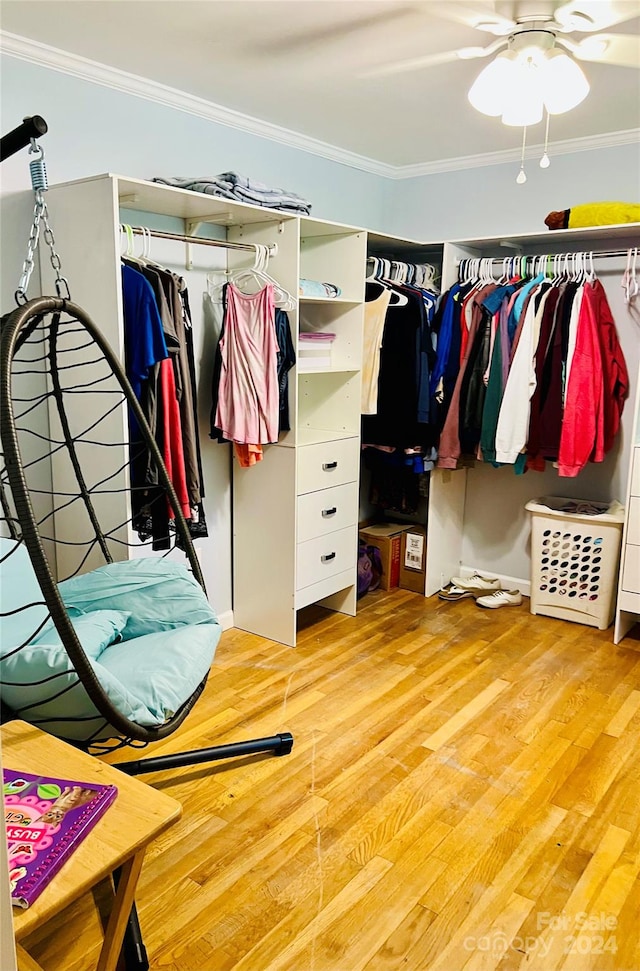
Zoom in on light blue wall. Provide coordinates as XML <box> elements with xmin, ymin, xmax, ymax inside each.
<box><xmin>3</xmin><ymin>55</ymin><xmax>637</xmax><ymax>242</ymax></box>
<box><xmin>0</xmin><ymin>56</ymin><xmax>388</xmax><ymax>230</ymax></box>
<box><xmin>385</xmin><ymin>141</ymin><xmax>640</xmax><ymax>241</ymax></box>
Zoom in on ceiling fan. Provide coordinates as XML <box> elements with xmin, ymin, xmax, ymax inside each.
<box><xmin>362</xmin><ymin>0</ymin><xmax>640</xmax><ymax>79</ymax></box>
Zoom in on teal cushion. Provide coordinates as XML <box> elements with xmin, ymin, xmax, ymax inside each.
<box><xmin>58</xmin><ymin>558</ymin><xmax>218</xmax><ymax>639</ymax></box>
<box><xmin>32</xmin><ymin>609</ymin><xmax>131</xmax><ymax>660</ymax></box>
<box><xmin>1</xmin><ymin>553</ymin><xmax>220</xmax><ymax>742</ymax></box>
<box><xmin>0</xmin><ymin>537</ymin><xmax>50</xmax><ymax>651</ymax></box>
<box><xmin>0</xmin><ymin>638</ymin><xmax>164</xmax><ymax>742</ymax></box>
<box><xmin>99</xmin><ymin>624</ymin><xmax>219</xmax><ymax>722</ymax></box>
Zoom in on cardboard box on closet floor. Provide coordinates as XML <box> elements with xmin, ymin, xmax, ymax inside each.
<box><xmin>358</xmin><ymin>522</ymin><xmax>427</xmax><ymax>593</ymax></box>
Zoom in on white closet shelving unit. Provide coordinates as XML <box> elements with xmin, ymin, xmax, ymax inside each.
<box><xmin>361</xmin><ymin>222</ymin><xmax>639</xmax><ymax>605</ymax></box>
<box><xmin>362</xmin><ymin>231</ymin><xmax>468</xmax><ymax>597</ymax></box>
<box><xmin>436</xmin><ymin>223</ymin><xmax>640</xmax><ymax>600</ymax></box>
<box><xmin>614</xmin><ymin>359</ymin><xmax>640</xmax><ymax>643</ymax></box>
<box><xmin>32</xmin><ymin>174</ymin><xmax>368</xmax><ymax>646</ymax></box>
<box><xmin>232</xmin><ymin>214</ymin><xmax>367</xmax><ymax>646</ymax></box>
<box><xmin>9</xmin><ymin>171</ymin><xmax>637</xmax><ymax>643</ymax></box>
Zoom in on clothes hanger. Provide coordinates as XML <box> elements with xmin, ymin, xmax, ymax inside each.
<box><xmin>621</xmin><ymin>247</ymin><xmax>638</xmax><ymax>304</ymax></box>
<box><xmin>211</xmin><ymin>244</ymin><xmax>295</xmax><ymax>310</ymax></box>
<box><xmin>366</xmin><ymin>255</ymin><xmax>408</xmax><ymax>305</ymax></box>
<box><xmin>120</xmin><ymin>224</ymin><xmax>135</xmax><ymax>259</ymax></box>
<box><xmin>365</xmin><ymin>256</ymin><xmax>380</xmax><ymax>283</ymax></box>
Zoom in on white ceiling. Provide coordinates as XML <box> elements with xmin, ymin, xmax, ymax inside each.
<box><xmin>1</xmin><ymin>0</ymin><xmax>639</xmax><ymax>167</ymax></box>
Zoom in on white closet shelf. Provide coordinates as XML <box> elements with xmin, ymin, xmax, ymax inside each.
<box><xmin>434</xmin><ymin>222</ymin><xmax>640</xmax><ymax>251</ymax></box>
<box><xmin>299</xmin><ymin>296</ymin><xmax>362</xmax><ymax>305</ymax></box>
<box><xmin>297</xmin><ymin>367</ymin><xmax>360</xmax><ymax>376</ymax></box>
<box><xmin>109</xmin><ymin>173</ymin><xmax>299</xmax><ymax>226</ymax></box>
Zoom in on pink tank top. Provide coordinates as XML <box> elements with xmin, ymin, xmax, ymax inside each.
<box><xmin>215</xmin><ymin>283</ymin><xmax>279</xmax><ymax>444</ymax></box>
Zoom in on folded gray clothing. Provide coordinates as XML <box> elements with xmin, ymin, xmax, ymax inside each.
<box><xmin>152</xmin><ymin>176</ymin><xmax>237</xmax><ymax>199</ymax></box>
<box><xmin>152</xmin><ymin>175</ymin><xmax>312</xmax><ymax>214</ymax></box>
<box><xmin>217</xmin><ymin>171</ymin><xmax>309</xmax><ymax>204</ymax></box>
<box><xmin>230</xmin><ymin>185</ymin><xmax>311</xmax><ymax>209</ymax></box>
<box><xmin>232</xmin><ymin>190</ymin><xmax>311</xmax><ymax>213</ymax></box>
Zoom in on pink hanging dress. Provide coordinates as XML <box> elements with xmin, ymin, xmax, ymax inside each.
<box><xmin>215</xmin><ymin>283</ymin><xmax>279</xmax><ymax>445</ymax></box>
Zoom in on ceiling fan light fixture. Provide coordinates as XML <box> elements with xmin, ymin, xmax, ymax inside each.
<box><xmin>501</xmin><ymin>55</ymin><xmax>545</xmax><ymax>125</ymax></box>
<box><xmin>467</xmin><ymin>50</ymin><xmax>518</xmax><ymax>116</ymax></box>
<box><xmin>541</xmin><ymin>49</ymin><xmax>590</xmax><ymax>113</ymax></box>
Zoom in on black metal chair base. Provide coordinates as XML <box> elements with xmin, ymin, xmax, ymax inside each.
<box><xmin>117</xmin><ymin>732</ymin><xmax>294</xmax><ymax>776</ymax></box>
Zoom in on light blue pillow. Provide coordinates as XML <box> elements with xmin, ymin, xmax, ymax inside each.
<box><xmin>0</xmin><ymin>537</ymin><xmax>50</xmax><ymax>652</ymax></box>
<box><xmin>32</xmin><ymin>609</ymin><xmax>131</xmax><ymax>660</ymax></box>
<box><xmin>0</xmin><ymin>640</ymin><xmax>165</xmax><ymax>742</ymax></box>
<box><xmin>58</xmin><ymin>558</ymin><xmax>218</xmax><ymax>640</ymax></box>
<box><xmin>99</xmin><ymin>623</ymin><xmax>219</xmax><ymax>722</ymax></box>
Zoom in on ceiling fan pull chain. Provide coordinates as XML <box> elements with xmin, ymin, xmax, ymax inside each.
<box><xmin>516</xmin><ymin>126</ymin><xmax>528</xmax><ymax>184</ymax></box>
<box><xmin>540</xmin><ymin>111</ymin><xmax>551</xmax><ymax>169</ymax></box>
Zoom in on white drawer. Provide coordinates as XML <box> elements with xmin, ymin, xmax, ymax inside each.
<box><xmin>631</xmin><ymin>447</ymin><xmax>640</xmax><ymax>497</ymax></box>
<box><xmin>622</xmin><ymin>543</ymin><xmax>640</xmax><ymax>594</ymax></box>
<box><xmin>297</xmin><ymin>438</ymin><xmax>359</xmax><ymax>495</ymax></box>
<box><xmin>627</xmin><ymin>497</ymin><xmax>640</xmax><ymax>547</ymax></box>
<box><xmin>296</xmin><ymin>525</ymin><xmax>357</xmax><ymax>590</ymax></box>
<box><xmin>297</xmin><ymin>482</ymin><xmax>358</xmax><ymax>543</ymax></box>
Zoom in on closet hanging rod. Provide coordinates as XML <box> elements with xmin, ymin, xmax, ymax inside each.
<box><xmin>122</xmin><ymin>224</ymin><xmax>277</xmax><ymax>256</ymax></box>
<box><xmin>456</xmin><ymin>248</ymin><xmax>633</xmax><ymax>266</ymax></box>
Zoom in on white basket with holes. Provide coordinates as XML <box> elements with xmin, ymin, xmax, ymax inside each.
<box><xmin>525</xmin><ymin>496</ymin><xmax>625</xmax><ymax>630</ymax></box>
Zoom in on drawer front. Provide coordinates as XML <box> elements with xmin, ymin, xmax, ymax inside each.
<box><xmin>631</xmin><ymin>448</ymin><xmax>640</xmax><ymax>497</ymax></box>
<box><xmin>297</xmin><ymin>439</ymin><xmax>359</xmax><ymax>495</ymax></box>
<box><xmin>627</xmin><ymin>497</ymin><xmax>640</xmax><ymax>547</ymax></box>
<box><xmin>297</xmin><ymin>482</ymin><xmax>358</xmax><ymax>543</ymax></box>
<box><xmin>622</xmin><ymin>543</ymin><xmax>640</xmax><ymax>594</ymax></box>
<box><xmin>296</xmin><ymin>526</ymin><xmax>357</xmax><ymax>590</ymax></box>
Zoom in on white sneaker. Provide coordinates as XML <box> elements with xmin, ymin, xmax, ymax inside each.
<box><xmin>438</xmin><ymin>585</ymin><xmax>475</xmax><ymax>601</ymax></box>
<box><xmin>450</xmin><ymin>573</ymin><xmax>501</xmax><ymax>593</ymax></box>
<box><xmin>476</xmin><ymin>589</ymin><xmax>523</xmax><ymax>609</ymax></box>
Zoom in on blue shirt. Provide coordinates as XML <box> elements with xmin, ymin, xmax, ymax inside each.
<box><xmin>121</xmin><ymin>264</ymin><xmax>168</xmax><ymax>403</ymax></box>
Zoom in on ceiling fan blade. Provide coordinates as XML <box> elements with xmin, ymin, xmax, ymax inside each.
<box><xmin>359</xmin><ymin>39</ymin><xmax>502</xmax><ymax>80</ymax></box>
<box><xmin>253</xmin><ymin>5</ymin><xmax>417</xmax><ymax>56</ymax></box>
<box><xmin>553</xmin><ymin>0</ymin><xmax>640</xmax><ymax>32</ymax></box>
<box><xmin>421</xmin><ymin>1</ymin><xmax>516</xmax><ymax>34</ymax></box>
<box><xmin>572</xmin><ymin>32</ymin><xmax>640</xmax><ymax>67</ymax></box>
<box><xmin>359</xmin><ymin>49</ymin><xmax>464</xmax><ymax>80</ymax></box>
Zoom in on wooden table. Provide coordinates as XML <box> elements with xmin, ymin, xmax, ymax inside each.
<box><xmin>3</xmin><ymin>721</ymin><xmax>182</xmax><ymax>971</ymax></box>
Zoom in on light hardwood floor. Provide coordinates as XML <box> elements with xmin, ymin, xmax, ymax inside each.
<box><xmin>22</xmin><ymin>589</ymin><xmax>640</xmax><ymax>971</ymax></box>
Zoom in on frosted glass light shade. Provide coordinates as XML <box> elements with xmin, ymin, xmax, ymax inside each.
<box><xmin>468</xmin><ymin>51</ymin><xmax>518</xmax><ymax>116</ymax></box>
<box><xmin>467</xmin><ymin>44</ymin><xmax>590</xmax><ymax>126</ymax></box>
<box><xmin>501</xmin><ymin>58</ymin><xmax>544</xmax><ymax>126</ymax></box>
<box><xmin>541</xmin><ymin>49</ymin><xmax>590</xmax><ymax>114</ymax></box>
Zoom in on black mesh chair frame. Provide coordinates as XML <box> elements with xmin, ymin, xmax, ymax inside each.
<box><xmin>0</xmin><ymin>295</ymin><xmax>293</xmax><ymax>767</ymax></box>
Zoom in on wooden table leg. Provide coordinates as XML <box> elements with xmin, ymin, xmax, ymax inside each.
<box><xmin>96</xmin><ymin>850</ymin><xmax>146</xmax><ymax>971</ymax></box>
<box><xmin>15</xmin><ymin>944</ymin><xmax>46</xmax><ymax>971</ymax></box>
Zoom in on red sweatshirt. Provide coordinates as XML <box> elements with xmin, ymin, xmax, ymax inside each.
<box><xmin>589</xmin><ymin>280</ymin><xmax>629</xmax><ymax>455</ymax></box>
<box><xmin>557</xmin><ymin>277</ymin><xmax>629</xmax><ymax>477</ymax></box>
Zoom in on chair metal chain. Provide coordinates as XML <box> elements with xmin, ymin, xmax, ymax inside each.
<box><xmin>15</xmin><ymin>140</ymin><xmax>71</xmax><ymax>304</ymax></box>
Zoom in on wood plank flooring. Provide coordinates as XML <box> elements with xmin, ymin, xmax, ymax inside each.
<box><xmin>22</xmin><ymin>589</ymin><xmax>640</xmax><ymax>971</ymax></box>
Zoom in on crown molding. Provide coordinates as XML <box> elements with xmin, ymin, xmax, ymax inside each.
<box><xmin>2</xmin><ymin>31</ymin><xmax>637</xmax><ymax>182</ymax></box>
<box><xmin>0</xmin><ymin>31</ymin><xmax>395</xmax><ymax>178</ymax></box>
<box><xmin>389</xmin><ymin>128</ymin><xmax>640</xmax><ymax>178</ymax></box>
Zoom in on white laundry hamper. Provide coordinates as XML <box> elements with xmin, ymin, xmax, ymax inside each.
<box><xmin>525</xmin><ymin>497</ymin><xmax>625</xmax><ymax>630</ymax></box>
